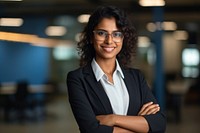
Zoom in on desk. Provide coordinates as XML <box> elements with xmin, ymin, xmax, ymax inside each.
<box><xmin>0</xmin><ymin>84</ymin><xmax>54</xmax><ymax>95</ymax></box>
<box><xmin>0</xmin><ymin>83</ymin><xmax>55</xmax><ymax>122</ymax></box>
<box><xmin>167</xmin><ymin>81</ymin><xmax>190</xmax><ymax>94</ymax></box>
<box><xmin>167</xmin><ymin>80</ymin><xmax>191</xmax><ymax>122</ymax></box>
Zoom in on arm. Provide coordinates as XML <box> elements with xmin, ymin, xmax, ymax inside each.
<box><xmin>67</xmin><ymin>71</ymin><xmax>113</xmax><ymax>133</ymax></box>
<box><xmin>96</xmin><ymin>102</ymin><xmax>160</xmax><ymax>133</ymax></box>
<box><xmin>96</xmin><ymin>69</ymin><xmax>166</xmax><ymax>133</ymax></box>
<box><xmin>136</xmin><ymin>70</ymin><xmax>166</xmax><ymax>132</ymax></box>
<box><xmin>97</xmin><ymin>114</ymin><xmax>148</xmax><ymax>133</ymax></box>
<box><xmin>113</xmin><ymin>127</ymin><xmax>135</xmax><ymax>133</ymax></box>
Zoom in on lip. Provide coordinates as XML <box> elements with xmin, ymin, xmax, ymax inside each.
<box><xmin>101</xmin><ymin>46</ymin><xmax>116</xmax><ymax>52</ymax></box>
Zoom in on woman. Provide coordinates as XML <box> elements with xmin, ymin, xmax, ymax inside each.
<box><xmin>67</xmin><ymin>6</ymin><xmax>166</xmax><ymax>133</ymax></box>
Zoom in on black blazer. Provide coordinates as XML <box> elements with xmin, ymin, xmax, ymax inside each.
<box><xmin>66</xmin><ymin>64</ymin><xmax>166</xmax><ymax>133</ymax></box>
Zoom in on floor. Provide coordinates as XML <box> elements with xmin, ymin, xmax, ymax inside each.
<box><xmin>0</xmin><ymin>94</ymin><xmax>200</xmax><ymax>133</ymax></box>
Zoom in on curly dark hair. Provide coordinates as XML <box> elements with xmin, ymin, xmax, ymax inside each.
<box><xmin>77</xmin><ymin>5</ymin><xmax>137</xmax><ymax>67</ymax></box>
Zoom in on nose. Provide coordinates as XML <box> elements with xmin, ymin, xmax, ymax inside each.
<box><xmin>104</xmin><ymin>34</ymin><xmax>113</xmax><ymax>45</ymax></box>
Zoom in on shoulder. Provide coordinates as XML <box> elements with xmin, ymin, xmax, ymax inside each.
<box><xmin>68</xmin><ymin>67</ymin><xmax>83</xmax><ymax>75</ymax></box>
<box><xmin>67</xmin><ymin>63</ymin><xmax>92</xmax><ymax>79</ymax></box>
<box><xmin>122</xmin><ymin>67</ymin><xmax>147</xmax><ymax>85</ymax></box>
<box><xmin>66</xmin><ymin>67</ymin><xmax>85</xmax><ymax>86</ymax></box>
<box><xmin>123</xmin><ymin>67</ymin><xmax>143</xmax><ymax>77</ymax></box>
<box><xmin>67</xmin><ymin>67</ymin><xmax>84</xmax><ymax>80</ymax></box>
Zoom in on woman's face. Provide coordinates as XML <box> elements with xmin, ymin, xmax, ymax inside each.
<box><xmin>92</xmin><ymin>17</ymin><xmax>123</xmax><ymax>61</ymax></box>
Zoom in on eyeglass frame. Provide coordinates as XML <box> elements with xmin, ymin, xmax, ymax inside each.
<box><xmin>93</xmin><ymin>30</ymin><xmax>124</xmax><ymax>43</ymax></box>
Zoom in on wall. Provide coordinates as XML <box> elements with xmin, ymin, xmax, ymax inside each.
<box><xmin>0</xmin><ymin>17</ymin><xmax>50</xmax><ymax>84</ymax></box>
<box><xmin>0</xmin><ymin>41</ymin><xmax>50</xmax><ymax>84</ymax></box>
<box><xmin>163</xmin><ymin>33</ymin><xmax>185</xmax><ymax>73</ymax></box>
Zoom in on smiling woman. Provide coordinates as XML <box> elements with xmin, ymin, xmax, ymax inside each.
<box><xmin>66</xmin><ymin>5</ymin><xmax>166</xmax><ymax>133</ymax></box>
<box><xmin>92</xmin><ymin>17</ymin><xmax>123</xmax><ymax>65</ymax></box>
<box><xmin>77</xmin><ymin>6</ymin><xmax>137</xmax><ymax>67</ymax></box>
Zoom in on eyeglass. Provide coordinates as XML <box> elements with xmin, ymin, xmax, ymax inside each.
<box><xmin>93</xmin><ymin>30</ymin><xmax>123</xmax><ymax>43</ymax></box>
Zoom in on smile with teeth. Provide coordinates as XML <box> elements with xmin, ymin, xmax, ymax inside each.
<box><xmin>102</xmin><ymin>46</ymin><xmax>116</xmax><ymax>52</ymax></box>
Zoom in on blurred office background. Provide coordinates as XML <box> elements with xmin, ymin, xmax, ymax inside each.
<box><xmin>0</xmin><ymin>0</ymin><xmax>200</xmax><ymax>133</ymax></box>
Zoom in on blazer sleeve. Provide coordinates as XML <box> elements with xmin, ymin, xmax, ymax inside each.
<box><xmin>66</xmin><ymin>70</ymin><xmax>113</xmax><ymax>133</ymax></box>
<box><xmin>133</xmin><ymin>69</ymin><xmax>166</xmax><ymax>133</ymax></box>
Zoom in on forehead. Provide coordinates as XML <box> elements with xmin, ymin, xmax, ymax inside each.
<box><xmin>95</xmin><ymin>17</ymin><xmax>118</xmax><ymax>31</ymax></box>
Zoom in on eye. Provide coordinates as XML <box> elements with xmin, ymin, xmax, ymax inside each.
<box><xmin>112</xmin><ymin>32</ymin><xmax>123</xmax><ymax>38</ymax></box>
<box><xmin>96</xmin><ymin>30</ymin><xmax>107</xmax><ymax>37</ymax></box>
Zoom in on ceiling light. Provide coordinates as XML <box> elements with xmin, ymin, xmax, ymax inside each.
<box><xmin>173</xmin><ymin>30</ymin><xmax>188</xmax><ymax>40</ymax></box>
<box><xmin>45</xmin><ymin>26</ymin><xmax>67</xmax><ymax>36</ymax></box>
<box><xmin>162</xmin><ymin>21</ymin><xmax>177</xmax><ymax>31</ymax></box>
<box><xmin>77</xmin><ymin>14</ymin><xmax>90</xmax><ymax>23</ymax></box>
<box><xmin>0</xmin><ymin>31</ymin><xmax>69</xmax><ymax>47</ymax></box>
<box><xmin>0</xmin><ymin>0</ymin><xmax>22</xmax><ymax>1</ymax></box>
<box><xmin>139</xmin><ymin>0</ymin><xmax>165</xmax><ymax>7</ymax></box>
<box><xmin>138</xmin><ymin>36</ymin><xmax>151</xmax><ymax>47</ymax></box>
<box><xmin>0</xmin><ymin>31</ymin><xmax>38</xmax><ymax>43</ymax></box>
<box><xmin>0</xmin><ymin>18</ymin><xmax>23</xmax><ymax>27</ymax></box>
<box><xmin>147</xmin><ymin>21</ymin><xmax>177</xmax><ymax>32</ymax></box>
<box><xmin>146</xmin><ymin>22</ymin><xmax>157</xmax><ymax>32</ymax></box>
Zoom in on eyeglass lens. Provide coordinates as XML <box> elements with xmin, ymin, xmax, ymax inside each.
<box><xmin>93</xmin><ymin>30</ymin><xmax>123</xmax><ymax>42</ymax></box>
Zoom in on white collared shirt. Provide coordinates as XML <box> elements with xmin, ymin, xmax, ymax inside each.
<box><xmin>91</xmin><ymin>59</ymin><xmax>129</xmax><ymax>115</ymax></box>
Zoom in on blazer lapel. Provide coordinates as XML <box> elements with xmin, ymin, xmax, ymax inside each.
<box><xmin>122</xmin><ymin>68</ymin><xmax>139</xmax><ymax>115</ymax></box>
<box><xmin>83</xmin><ymin>64</ymin><xmax>113</xmax><ymax>114</ymax></box>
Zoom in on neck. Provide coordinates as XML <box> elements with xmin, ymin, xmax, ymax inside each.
<box><xmin>95</xmin><ymin>58</ymin><xmax>116</xmax><ymax>75</ymax></box>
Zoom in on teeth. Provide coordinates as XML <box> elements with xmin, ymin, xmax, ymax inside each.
<box><xmin>103</xmin><ymin>47</ymin><xmax>115</xmax><ymax>52</ymax></box>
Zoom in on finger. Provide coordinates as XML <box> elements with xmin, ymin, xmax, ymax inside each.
<box><xmin>138</xmin><ymin>102</ymin><xmax>153</xmax><ymax>115</ymax></box>
<box><xmin>143</xmin><ymin>105</ymin><xmax>160</xmax><ymax>115</ymax></box>
<box><xmin>96</xmin><ymin>115</ymin><xmax>103</xmax><ymax>120</ymax></box>
<box><xmin>139</xmin><ymin>104</ymin><xmax>159</xmax><ymax>115</ymax></box>
<box><xmin>146</xmin><ymin>106</ymin><xmax>160</xmax><ymax>115</ymax></box>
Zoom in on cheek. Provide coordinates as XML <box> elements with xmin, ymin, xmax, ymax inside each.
<box><xmin>93</xmin><ymin>41</ymin><xmax>102</xmax><ymax>48</ymax></box>
<box><xmin>92</xmin><ymin>42</ymin><xmax>101</xmax><ymax>53</ymax></box>
<box><xmin>117</xmin><ymin>43</ymin><xmax>123</xmax><ymax>50</ymax></box>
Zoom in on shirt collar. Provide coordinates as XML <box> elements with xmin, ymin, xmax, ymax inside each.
<box><xmin>115</xmin><ymin>60</ymin><xmax>124</xmax><ymax>79</ymax></box>
<box><xmin>91</xmin><ymin>58</ymin><xmax>124</xmax><ymax>81</ymax></box>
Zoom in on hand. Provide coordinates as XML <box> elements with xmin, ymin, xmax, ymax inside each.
<box><xmin>96</xmin><ymin>114</ymin><xmax>116</xmax><ymax>126</ymax></box>
<box><xmin>138</xmin><ymin>102</ymin><xmax>160</xmax><ymax>116</ymax></box>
